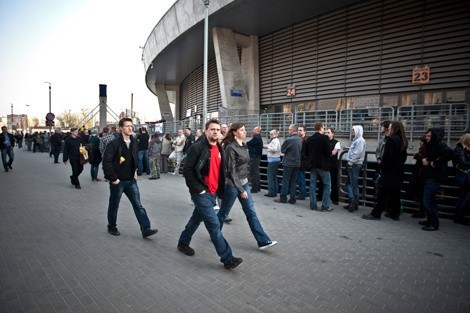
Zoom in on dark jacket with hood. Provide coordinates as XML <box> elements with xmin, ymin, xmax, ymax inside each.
<box><xmin>422</xmin><ymin>128</ymin><xmax>453</xmax><ymax>181</ymax></box>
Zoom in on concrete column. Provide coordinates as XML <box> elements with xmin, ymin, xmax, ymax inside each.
<box><xmin>155</xmin><ymin>84</ymin><xmax>174</xmax><ymax>121</ymax></box>
<box><xmin>212</xmin><ymin>27</ymin><xmax>259</xmax><ymax>116</ymax></box>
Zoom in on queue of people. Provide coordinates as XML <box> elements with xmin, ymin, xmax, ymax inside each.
<box><xmin>4</xmin><ymin>117</ymin><xmax>468</xmax><ymax>270</ymax></box>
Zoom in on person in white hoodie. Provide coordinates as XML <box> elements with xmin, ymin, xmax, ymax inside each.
<box><xmin>344</xmin><ymin>125</ymin><xmax>366</xmax><ymax>212</ymax></box>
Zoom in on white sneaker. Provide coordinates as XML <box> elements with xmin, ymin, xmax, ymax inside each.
<box><xmin>259</xmin><ymin>241</ymin><xmax>277</xmax><ymax>250</ymax></box>
<box><xmin>172</xmin><ymin>172</ymin><xmax>176</xmax><ymax>175</ymax></box>
<box><xmin>214</xmin><ymin>205</ymin><xmax>220</xmax><ymax>212</ymax></box>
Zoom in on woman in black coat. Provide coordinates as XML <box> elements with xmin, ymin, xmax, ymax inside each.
<box><xmin>363</xmin><ymin>121</ymin><xmax>408</xmax><ymax>220</ymax></box>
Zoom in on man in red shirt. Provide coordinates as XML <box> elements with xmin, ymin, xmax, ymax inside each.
<box><xmin>177</xmin><ymin>119</ymin><xmax>243</xmax><ymax>270</ymax></box>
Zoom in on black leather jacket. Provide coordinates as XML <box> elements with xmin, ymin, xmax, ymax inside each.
<box><xmin>224</xmin><ymin>140</ymin><xmax>250</xmax><ymax>193</ymax></box>
<box><xmin>183</xmin><ymin>138</ymin><xmax>225</xmax><ymax>196</ymax></box>
<box><xmin>103</xmin><ymin>136</ymin><xmax>138</xmax><ymax>182</ymax></box>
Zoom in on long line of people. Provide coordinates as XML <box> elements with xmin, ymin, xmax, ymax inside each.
<box><xmin>4</xmin><ymin>121</ymin><xmax>468</xmax><ymax>232</ymax></box>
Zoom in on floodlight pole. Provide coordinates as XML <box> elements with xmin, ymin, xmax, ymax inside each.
<box><xmin>202</xmin><ymin>0</ymin><xmax>210</xmax><ymax>123</ymax></box>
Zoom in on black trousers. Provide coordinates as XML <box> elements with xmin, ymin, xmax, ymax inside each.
<box><xmin>371</xmin><ymin>186</ymin><xmax>401</xmax><ymax>218</ymax></box>
<box><xmin>69</xmin><ymin>158</ymin><xmax>84</xmax><ymax>186</ymax></box>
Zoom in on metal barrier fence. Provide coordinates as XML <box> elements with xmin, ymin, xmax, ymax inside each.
<box><xmin>397</xmin><ymin>103</ymin><xmax>469</xmax><ymax>147</ymax></box>
<box><xmin>259</xmin><ymin>113</ymin><xmax>293</xmax><ymax>138</ymax></box>
<box><xmin>257</xmin><ymin>151</ymin><xmax>460</xmax><ymax>219</ymax></box>
<box><xmin>295</xmin><ymin>110</ymin><xmax>337</xmax><ymax>133</ymax></box>
<box><xmin>161</xmin><ymin>103</ymin><xmax>469</xmax><ymax>142</ymax></box>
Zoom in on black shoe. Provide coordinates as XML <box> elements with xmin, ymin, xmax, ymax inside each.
<box><xmin>422</xmin><ymin>225</ymin><xmax>439</xmax><ymax>231</ymax></box>
<box><xmin>411</xmin><ymin>212</ymin><xmax>426</xmax><ymax>218</ymax></box>
<box><xmin>418</xmin><ymin>220</ymin><xmax>430</xmax><ymax>226</ymax></box>
<box><xmin>177</xmin><ymin>242</ymin><xmax>195</xmax><ymax>256</ymax></box>
<box><xmin>8</xmin><ymin>165</ymin><xmax>12</xmax><ymax>170</ymax></box>
<box><xmin>332</xmin><ymin>201</ymin><xmax>339</xmax><ymax>205</ymax></box>
<box><xmin>264</xmin><ymin>194</ymin><xmax>276</xmax><ymax>197</ymax></box>
<box><xmin>75</xmin><ymin>185</ymin><xmax>81</xmax><ymax>189</ymax></box>
<box><xmin>108</xmin><ymin>228</ymin><xmax>120</xmax><ymax>236</ymax></box>
<box><xmin>224</xmin><ymin>217</ymin><xmax>233</xmax><ymax>223</ymax></box>
<box><xmin>362</xmin><ymin>213</ymin><xmax>380</xmax><ymax>220</ymax></box>
<box><xmin>4</xmin><ymin>168</ymin><xmax>8</xmax><ymax>172</ymax></box>
<box><xmin>385</xmin><ymin>213</ymin><xmax>399</xmax><ymax>221</ymax></box>
<box><xmin>343</xmin><ymin>205</ymin><xmax>350</xmax><ymax>210</ymax></box>
<box><xmin>251</xmin><ymin>190</ymin><xmax>259</xmax><ymax>194</ymax></box>
<box><xmin>143</xmin><ymin>228</ymin><xmax>158</xmax><ymax>238</ymax></box>
<box><xmin>148</xmin><ymin>177</ymin><xmax>158</xmax><ymax>180</ymax></box>
<box><xmin>224</xmin><ymin>256</ymin><xmax>243</xmax><ymax>269</ymax></box>
<box><xmin>288</xmin><ymin>199</ymin><xmax>296</xmax><ymax>204</ymax></box>
<box><xmin>274</xmin><ymin>198</ymin><xmax>287</xmax><ymax>203</ymax></box>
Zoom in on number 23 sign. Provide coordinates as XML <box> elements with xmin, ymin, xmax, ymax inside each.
<box><xmin>412</xmin><ymin>67</ymin><xmax>430</xmax><ymax>84</ymax></box>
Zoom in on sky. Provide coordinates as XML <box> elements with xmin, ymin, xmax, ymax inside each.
<box><xmin>0</xmin><ymin>0</ymin><xmax>176</xmax><ymax>124</ymax></box>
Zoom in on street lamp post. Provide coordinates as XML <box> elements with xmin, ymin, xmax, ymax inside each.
<box><xmin>202</xmin><ymin>0</ymin><xmax>209</xmax><ymax>123</ymax></box>
<box><xmin>10</xmin><ymin>103</ymin><xmax>14</xmax><ymax>132</ymax></box>
<box><xmin>44</xmin><ymin>81</ymin><xmax>52</xmax><ymax>132</ymax></box>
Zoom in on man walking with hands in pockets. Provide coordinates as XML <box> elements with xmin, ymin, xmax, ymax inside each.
<box><xmin>103</xmin><ymin>118</ymin><xmax>158</xmax><ymax>238</ymax></box>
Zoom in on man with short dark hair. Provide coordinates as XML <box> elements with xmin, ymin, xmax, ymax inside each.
<box><xmin>103</xmin><ymin>118</ymin><xmax>158</xmax><ymax>238</ymax></box>
<box><xmin>275</xmin><ymin>124</ymin><xmax>302</xmax><ymax>204</ymax></box>
<box><xmin>177</xmin><ymin>118</ymin><xmax>242</xmax><ymax>270</ymax></box>
<box><xmin>306</xmin><ymin>122</ymin><xmax>333</xmax><ymax>211</ymax></box>
<box><xmin>0</xmin><ymin>126</ymin><xmax>15</xmax><ymax>172</ymax></box>
<box><xmin>136</xmin><ymin>127</ymin><xmax>150</xmax><ymax>176</ymax></box>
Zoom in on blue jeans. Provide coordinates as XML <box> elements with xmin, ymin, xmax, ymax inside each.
<box><xmin>280</xmin><ymin>166</ymin><xmax>299</xmax><ymax>203</ymax></box>
<box><xmin>309</xmin><ymin>168</ymin><xmax>331</xmax><ymax>210</ymax></box>
<box><xmin>267</xmin><ymin>161</ymin><xmax>280</xmax><ymax>196</ymax></box>
<box><xmin>90</xmin><ymin>164</ymin><xmax>99</xmax><ymax>180</ymax></box>
<box><xmin>345</xmin><ymin>164</ymin><xmax>362</xmax><ymax>206</ymax></box>
<box><xmin>249</xmin><ymin>156</ymin><xmax>261</xmax><ymax>191</ymax></box>
<box><xmin>137</xmin><ymin>150</ymin><xmax>150</xmax><ymax>175</ymax></box>
<box><xmin>296</xmin><ymin>169</ymin><xmax>306</xmax><ymax>199</ymax></box>
<box><xmin>107</xmin><ymin>180</ymin><xmax>151</xmax><ymax>234</ymax></box>
<box><xmin>218</xmin><ymin>183</ymin><xmax>271</xmax><ymax>247</ymax></box>
<box><xmin>1</xmin><ymin>147</ymin><xmax>14</xmax><ymax>170</ymax></box>
<box><xmin>179</xmin><ymin>192</ymin><xmax>233</xmax><ymax>264</ymax></box>
<box><xmin>423</xmin><ymin>179</ymin><xmax>440</xmax><ymax>228</ymax></box>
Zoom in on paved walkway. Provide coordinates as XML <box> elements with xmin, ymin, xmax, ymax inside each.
<box><xmin>0</xmin><ymin>148</ymin><xmax>469</xmax><ymax>313</ymax></box>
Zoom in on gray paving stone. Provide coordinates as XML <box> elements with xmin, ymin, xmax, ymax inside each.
<box><xmin>0</xmin><ymin>149</ymin><xmax>469</xmax><ymax>312</ymax></box>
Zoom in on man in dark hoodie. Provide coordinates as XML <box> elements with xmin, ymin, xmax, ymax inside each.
<box><xmin>419</xmin><ymin>128</ymin><xmax>453</xmax><ymax>231</ymax></box>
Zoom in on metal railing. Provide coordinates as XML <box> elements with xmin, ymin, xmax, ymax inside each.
<box><xmin>396</xmin><ymin>103</ymin><xmax>469</xmax><ymax>147</ymax></box>
<box><xmin>161</xmin><ymin>103</ymin><xmax>469</xmax><ymax>141</ymax></box>
<box><xmin>259</xmin><ymin>112</ymin><xmax>293</xmax><ymax>138</ymax></box>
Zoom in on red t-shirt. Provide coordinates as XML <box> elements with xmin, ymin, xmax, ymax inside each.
<box><xmin>204</xmin><ymin>144</ymin><xmax>222</xmax><ymax>194</ymax></box>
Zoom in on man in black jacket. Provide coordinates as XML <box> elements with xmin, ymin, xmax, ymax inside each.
<box><xmin>63</xmin><ymin>128</ymin><xmax>84</xmax><ymax>189</ymax></box>
<box><xmin>50</xmin><ymin>129</ymin><xmax>63</xmax><ymax>164</ymax></box>
<box><xmin>305</xmin><ymin>122</ymin><xmax>333</xmax><ymax>211</ymax></box>
<box><xmin>136</xmin><ymin>127</ymin><xmax>150</xmax><ymax>176</ymax></box>
<box><xmin>246</xmin><ymin>126</ymin><xmax>263</xmax><ymax>193</ymax></box>
<box><xmin>103</xmin><ymin>118</ymin><xmax>158</xmax><ymax>238</ymax></box>
<box><xmin>0</xmin><ymin>126</ymin><xmax>15</xmax><ymax>172</ymax></box>
<box><xmin>177</xmin><ymin>118</ymin><xmax>242</xmax><ymax>270</ymax></box>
